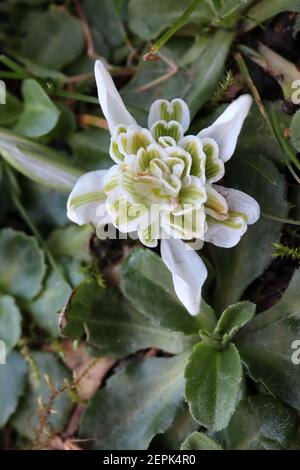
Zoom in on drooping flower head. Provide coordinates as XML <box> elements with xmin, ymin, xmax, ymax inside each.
<box><xmin>67</xmin><ymin>60</ymin><xmax>260</xmax><ymax>316</ymax></box>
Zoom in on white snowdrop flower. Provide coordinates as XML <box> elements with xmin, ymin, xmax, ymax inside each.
<box><xmin>67</xmin><ymin>60</ymin><xmax>260</xmax><ymax>316</ymax></box>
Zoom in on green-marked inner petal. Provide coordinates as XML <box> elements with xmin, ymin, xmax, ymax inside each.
<box><xmin>151</xmin><ymin>121</ymin><xmax>183</xmax><ymax>142</ymax></box>
<box><xmin>70</xmin><ymin>191</ymin><xmax>106</xmax><ymax>210</ymax></box>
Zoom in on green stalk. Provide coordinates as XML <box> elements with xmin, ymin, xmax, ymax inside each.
<box><xmin>144</xmin><ymin>0</ymin><xmax>204</xmax><ymax>59</ymax></box>
<box><xmin>271</xmin><ymin>110</ymin><xmax>300</xmax><ymax>172</ymax></box>
<box><xmin>5</xmin><ymin>165</ymin><xmax>69</xmax><ymax>284</ymax></box>
<box><xmin>0</xmin><ymin>71</ymin><xmax>24</xmax><ymax>79</ymax></box>
<box><xmin>235</xmin><ymin>52</ymin><xmax>300</xmax><ymax>175</ymax></box>
<box><xmin>50</xmin><ymin>88</ymin><xmax>100</xmax><ymax>105</ymax></box>
<box><xmin>262</xmin><ymin>212</ymin><xmax>300</xmax><ymax>226</ymax></box>
<box><xmin>0</xmin><ymin>55</ymin><xmax>31</xmax><ymax>79</ymax></box>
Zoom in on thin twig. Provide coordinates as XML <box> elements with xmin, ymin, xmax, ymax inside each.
<box><xmin>72</xmin><ymin>0</ymin><xmax>101</xmax><ymax>60</ymax></box>
<box><xmin>33</xmin><ymin>358</ymin><xmax>101</xmax><ymax>450</ymax></box>
<box><xmin>137</xmin><ymin>50</ymin><xmax>178</xmax><ymax>92</ymax></box>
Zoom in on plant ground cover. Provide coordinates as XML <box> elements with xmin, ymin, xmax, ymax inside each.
<box><xmin>0</xmin><ymin>0</ymin><xmax>300</xmax><ymax>451</ymax></box>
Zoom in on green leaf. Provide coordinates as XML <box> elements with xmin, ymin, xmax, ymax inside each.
<box><xmin>236</xmin><ymin>269</ymin><xmax>300</xmax><ymax>410</ymax></box>
<box><xmin>12</xmin><ymin>352</ymin><xmax>73</xmax><ymax>440</ymax></box>
<box><xmin>181</xmin><ymin>432</ymin><xmax>223</xmax><ymax>450</ymax></box>
<box><xmin>79</xmin><ymin>353</ymin><xmax>188</xmax><ymax>450</ymax></box>
<box><xmin>0</xmin><ymin>128</ymin><xmax>82</xmax><ymax>192</ymax></box>
<box><xmin>82</xmin><ymin>0</ymin><xmax>126</xmax><ymax>50</ymax></box>
<box><xmin>8</xmin><ymin>51</ymin><xmax>66</xmax><ymax>82</ymax></box>
<box><xmin>0</xmin><ymin>92</ymin><xmax>22</xmax><ymax>126</ymax></box>
<box><xmin>290</xmin><ymin>109</ymin><xmax>300</xmax><ymax>152</ymax></box>
<box><xmin>22</xmin><ymin>179</ymin><xmax>69</xmax><ymax>228</ymax></box>
<box><xmin>68</xmin><ymin>129</ymin><xmax>112</xmax><ymax>172</ymax></box>
<box><xmin>13</xmin><ymin>79</ymin><xmax>60</xmax><ymax>138</ymax></box>
<box><xmin>21</xmin><ymin>8</ymin><xmax>85</xmax><ymax>70</ymax></box>
<box><xmin>215</xmin><ymin>396</ymin><xmax>297</xmax><ymax>450</ymax></box>
<box><xmin>27</xmin><ymin>270</ymin><xmax>71</xmax><ymax>338</ymax></box>
<box><xmin>46</xmin><ymin>225</ymin><xmax>93</xmax><ymax>262</ymax></box>
<box><xmin>242</xmin><ymin>0</ymin><xmax>300</xmax><ymax>32</ymax></box>
<box><xmin>214</xmin><ymin>301</ymin><xmax>256</xmax><ymax>345</ymax></box>
<box><xmin>185</xmin><ymin>29</ymin><xmax>234</xmax><ymax>118</ymax></box>
<box><xmin>0</xmin><ymin>295</ymin><xmax>22</xmax><ymax>354</ymax></box>
<box><xmin>0</xmin><ymin>352</ymin><xmax>28</xmax><ymax>428</ymax></box>
<box><xmin>121</xmin><ymin>40</ymin><xmax>193</xmax><ymax>120</ymax></box>
<box><xmin>0</xmin><ymin>228</ymin><xmax>46</xmax><ymax>300</ymax></box>
<box><xmin>151</xmin><ymin>404</ymin><xmax>199</xmax><ymax>450</ymax></box>
<box><xmin>63</xmin><ymin>280</ymin><xmax>193</xmax><ymax>357</ymax></box>
<box><xmin>129</xmin><ymin>0</ymin><xmax>250</xmax><ymax>39</ymax></box>
<box><xmin>237</xmin><ymin>102</ymin><xmax>292</xmax><ymax>165</ymax></box>
<box><xmin>122</xmin><ymin>30</ymin><xmax>233</xmax><ymax>118</ymax></box>
<box><xmin>120</xmin><ymin>249</ymin><xmax>217</xmax><ymax>336</ymax></box>
<box><xmin>185</xmin><ymin>342</ymin><xmax>242</xmax><ymax>431</ymax></box>
<box><xmin>210</xmin><ymin>153</ymin><xmax>288</xmax><ymax>313</ymax></box>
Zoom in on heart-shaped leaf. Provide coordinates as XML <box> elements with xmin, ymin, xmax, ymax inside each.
<box><xmin>13</xmin><ymin>79</ymin><xmax>60</xmax><ymax>138</ymax></box>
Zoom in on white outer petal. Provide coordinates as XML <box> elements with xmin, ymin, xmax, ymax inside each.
<box><xmin>94</xmin><ymin>60</ymin><xmax>136</xmax><ymax>134</ymax></box>
<box><xmin>161</xmin><ymin>238</ymin><xmax>207</xmax><ymax>316</ymax></box>
<box><xmin>67</xmin><ymin>170</ymin><xmax>109</xmax><ymax>226</ymax></box>
<box><xmin>214</xmin><ymin>184</ymin><xmax>260</xmax><ymax>224</ymax></box>
<box><xmin>197</xmin><ymin>95</ymin><xmax>253</xmax><ymax>162</ymax></box>
<box><xmin>204</xmin><ymin>219</ymin><xmax>247</xmax><ymax>248</ymax></box>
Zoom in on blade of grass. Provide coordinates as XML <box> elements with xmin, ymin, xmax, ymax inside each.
<box><xmin>144</xmin><ymin>0</ymin><xmax>204</xmax><ymax>60</ymax></box>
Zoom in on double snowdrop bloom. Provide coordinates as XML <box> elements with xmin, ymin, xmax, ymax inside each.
<box><xmin>67</xmin><ymin>60</ymin><xmax>260</xmax><ymax>316</ymax></box>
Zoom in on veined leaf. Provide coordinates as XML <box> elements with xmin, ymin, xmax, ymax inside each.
<box><xmin>185</xmin><ymin>342</ymin><xmax>242</xmax><ymax>431</ymax></box>
<box><xmin>120</xmin><ymin>249</ymin><xmax>217</xmax><ymax>336</ymax></box>
<box><xmin>79</xmin><ymin>353</ymin><xmax>189</xmax><ymax>449</ymax></box>
<box><xmin>62</xmin><ymin>280</ymin><xmax>193</xmax><ymax>357</ymax></box>
<box><xmin>215</xmin><ymin>396</ymin><xmax>297</xmax><ymax>450</ymax></box>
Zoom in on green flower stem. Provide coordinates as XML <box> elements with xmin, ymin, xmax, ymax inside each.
<box><xmin>144</xmin><ymin>0</ymin><xmax>204</xmax><ymax>59</ymax></box>
<box><xmin>235</xmin><ymin>52</ymin><xmax>300</xmax><ymax>174</ymax></box>
<box><xmin>0</xmin><ymin>71</ymin><xmax>25</xmax><ymax>79</ymax></box>
<box><xmin>5</xmin><ymin>165</ymin><xmax>69</xmax><ymax>284</ymax></box>
<box><xmin>271</xmin><ymin>109</ymin><xmax>300</xmax><ymax>172</ymax></box>
<box><xmin>50</xmin><ymin>88</ymin><xmax>100</xmax><ymax>105</ymax></box>
<box><xmin>0</xmin><ymin>55</ymin><xmax>31</xmax><ymax>79</ymax></box>
<box><xmin>262</xmin><ymin>212</ymin><xmax>300</xmax><ymax>226</ymax></box>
